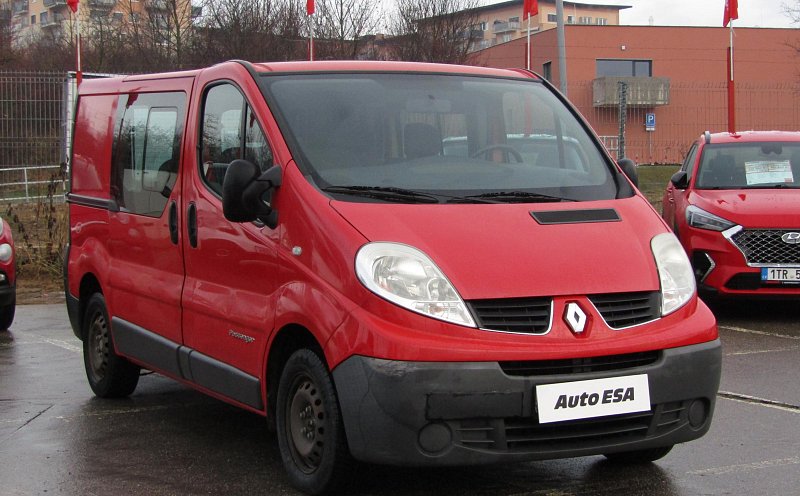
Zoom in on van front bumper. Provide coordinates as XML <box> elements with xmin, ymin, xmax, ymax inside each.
<box><xmin>332</xmin><ymin>339</ymin><xmax>721</xmax><ymax>466</ymax></box>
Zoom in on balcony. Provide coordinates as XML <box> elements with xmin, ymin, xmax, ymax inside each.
<box><xmin>592</xmin><ymin>76</ymin><xmax>671</xmax><ymax>107</ymax></box>
<box><xmin>0</xmin><ymin>8</ymin><xmax>11</xmax><ymax>22</ymax></box>
<box><xmin>41</xmin><ymin>13</ymin><xmax>65</xmax><ymax>27</ymax></box>
<box><xmin>492</xmin><ymin>21</ymin><xmax>520</xmax><ymax>34</ymax></box>
<box><xmin>87</xmin><ymin>0</ymin><xmax>116</xmax><ymax>8</ymax></box>
<box><xmin>147</xmin><ymin>0</ymin><xmax>168</xmax><ymax>10</ymax></box>
<box><xmin>43</xmin><ymin>0</ymin><xmax>67</xmax><ymax>8</ymax></box>
<box><xmin>12</xmin><ymin>1</ymin><xmax>28</xmax><ymax>16</ymax></box>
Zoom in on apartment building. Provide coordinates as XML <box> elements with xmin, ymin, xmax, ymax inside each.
<box><xmin>0</xmin><ymin>0</ymin><xmax>197</xmax><ymax>45</ymax></box>
<box><xmin>470</xmin><ymin>0</ymin><xmax>630</xmax><ymax>51</ymax></box>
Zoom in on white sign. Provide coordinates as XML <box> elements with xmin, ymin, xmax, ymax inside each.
<box><xmin>536</xmin><ymin>374</ymin><xmax>651</xmax><ymax>424</ymax></box>
<box><xmin>745</xmin><ymin>160</ymin><xmax>794</xmax><ymax>185</ymax></box>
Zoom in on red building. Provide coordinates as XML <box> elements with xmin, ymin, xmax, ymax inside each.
<box><xmin>471</xmin><ymin>25</ymin><xmax>800</xmax><ymax>164</ymax></box>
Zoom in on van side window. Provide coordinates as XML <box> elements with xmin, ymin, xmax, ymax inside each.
<box><xmin>111</xmin><ymin>92</ymin><xmax>185</xmax><ymax>217</ymax></box>
<box><xmin>200</xmin><ymin>84</ymin><xmax>273</xmax><ymax>196</ymax></box>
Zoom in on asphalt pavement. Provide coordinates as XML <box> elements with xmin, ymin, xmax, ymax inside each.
<box><xmin>1</xmin><ymin>301</ymin><xmax>799</xmax><ymax>495</ymax></box>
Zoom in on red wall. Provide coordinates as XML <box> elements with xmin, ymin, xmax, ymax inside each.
<box><xmin>472</xmin><ymin>25</ymin><xmax>800</xmax><ymax>163</ymax></box>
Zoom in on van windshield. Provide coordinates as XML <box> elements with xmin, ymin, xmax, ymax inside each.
<box><xmin>262</xmin><ymin>73</ymin><xmax>620</xmax><ymax>203</ymax></box>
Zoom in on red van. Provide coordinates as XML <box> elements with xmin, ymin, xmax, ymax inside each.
<box><xmin>66</xmin><ymin>61</ymin><xmax>720</xmax><ymax>494</ymax></box>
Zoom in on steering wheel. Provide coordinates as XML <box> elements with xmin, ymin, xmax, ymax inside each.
<box><xmin>470</xmin><ymin>144</ymin><xmax>524</xmax><ymax>163</ymax></box>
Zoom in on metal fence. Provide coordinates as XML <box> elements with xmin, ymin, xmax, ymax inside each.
<box><xmin>0</xmin><ymin>70</ymin><xmax>68</xmax><ymax>202</ymax></box>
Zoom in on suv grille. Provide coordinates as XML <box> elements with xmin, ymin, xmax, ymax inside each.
<box><xmin>730</xmin><ymin>229</ymin><xmax>800</xmax><ymax>265</ymax></box>
<box><xmin>499</xmin><ymin>350</ymin><xmax>660</xmax><ymax>376</ymax></box>
<box><xmin>454</xmin><ymin>401</ymin><xmax>688</xmax><ymax>453</ymax></box>
<box><xmin>589</xmin><ymin>291</ymin><xmax>661</xmax><ymax>329</ymax></box>
<box><xmin>467</xmin><ymin>297</ymin><xmax>552</xmax><ymax>334</ymax></box>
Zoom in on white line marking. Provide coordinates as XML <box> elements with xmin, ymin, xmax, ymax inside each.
<box><xmin>719</xmin><ymin>325</ymin><xmax>800</xmax><ymax>340</ymax></box>
<box><xmin>40</xmin><ymin>338</ymin><xmax>82</xmax><ymax>354</ymax></box>
<box><xmin>725</xmin><ymin>346</ymin><xmax>800</xmax><ymax>356</ymax></box>
<box><xmin>718</xmin><ymin>391</ymin><xmax>800</xmax><ymax>414</ymax></box>
<box><xmin>687</xmin><ymin>456</ymin><xmax>800</xmax><ymax>476</ymax></box>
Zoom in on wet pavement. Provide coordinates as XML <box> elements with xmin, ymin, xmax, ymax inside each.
<box><xmin>1</xmin><ymin>302</ymin><xmax>799</xmax><ymax>495</ymax></box>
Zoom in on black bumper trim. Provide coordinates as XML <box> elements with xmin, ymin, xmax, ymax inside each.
<box><xmin>332</xmin><ymin>339</ymin><xmax>721</xmax><ymax>466</ymax></box>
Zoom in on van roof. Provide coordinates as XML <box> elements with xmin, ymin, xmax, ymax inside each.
<box><xmin>77</xmin><ymin>60</ymin><xmax>541</xmax><ymax>92</ymax></box>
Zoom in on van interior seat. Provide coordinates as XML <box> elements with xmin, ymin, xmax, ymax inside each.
<box><xmin>404</xmin><ymin>123</ymin><xmax>442</xmax><ymax>159</ymax></box>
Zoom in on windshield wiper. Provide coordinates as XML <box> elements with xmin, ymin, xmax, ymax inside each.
<box><xmin>458</xmin><ymin>191</ymin><xmax>574</xmax><ymax>203</ymax></box>
<box><xmin>322</xmin><ymin>185</ymin><xmax>440</xmax><ymax>204</ymax></box>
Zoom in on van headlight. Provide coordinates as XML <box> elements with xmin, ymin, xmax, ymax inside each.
<box><xmin>651</xmin><ymin>233</ymin><xmax>695</xmax><ymax>316</ymax></box>
<box><xmin>355</xmin><ymin>242</ymin><xmax>476</xmax><ymax>327</ymax></box>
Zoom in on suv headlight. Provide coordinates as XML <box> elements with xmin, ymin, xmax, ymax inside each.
<box><xmin>651</xmin><ymin>233</ymin><xmax>695</xmax><ymax>316</ymax></box>
<box><xmin>686</xmin><ymin>205</ymin><xmax>736</xmax><ymax>231</ymax></box>
<box><xmin>355</xmin><ymin>242</ymin><xmax>476</xmax><ymax>327</ymax></box>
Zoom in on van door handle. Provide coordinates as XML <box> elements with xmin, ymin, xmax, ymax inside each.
<box><xmin>168</xmin><ymin>201</ymin><xmax>178</xmax><ymax>245</ymax></box>
<box><xmin>187</xmin><ymin>202</ymin><xmax>198</xmax><ymax>248</ymax></box>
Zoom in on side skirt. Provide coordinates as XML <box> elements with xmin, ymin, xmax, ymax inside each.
<box><xmin>111</xmin><ymin>317</ymin><xmax>262</xmax><ymax>410</ymax></box>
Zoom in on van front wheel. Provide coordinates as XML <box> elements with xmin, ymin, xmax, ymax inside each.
<box><xmin>276</xmin><ymin>349</ymin><xmax>352</xmax><ymax>495</ymax></box>
<box><xmin>82</xmin><ymin>293</ymin><xmax>140</xmax><ymax>398</ymax></box>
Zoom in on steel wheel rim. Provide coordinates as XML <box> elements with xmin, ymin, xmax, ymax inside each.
<box><xmin>286</xmin><ymin>374</ymin><xmax>326</xmax><ymax>474</ymax></box>
<box><xmin>87</xmin><ymin>310</ymin><xmax>109</xmax><ymax>383</ymax></box>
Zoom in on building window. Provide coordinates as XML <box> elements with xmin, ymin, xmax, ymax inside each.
<box><xmin>40</xmin><ymin>12</ymin><xmax>47</xmax><ymax>25</ymax></box>
<box><xmin>501</xmin><ymin>33</ymin><xmax>512</xmax><ymax>43</ymax></box>
<box><xmin>596</xmin><ymin>17</ymin><xmax>608</xmax><ymax>25</ymax></box>
<box><xmin>542</xmin><ymin>61</ymin><xmax>552</xmax><ymax>82</ymax></box>
<box><xmin>30</xmin><ymin>14</ymin><xmax>35</xmax><ymax>25</ymax></box>
<box><xmin>567</xmin><ymin>15</ymin><xmax>574</xmax><ymax>24</ymax></box>
<box><xmin>509</xmin><ymin>16</ymin><xmax>519</xmax><ymax>23</ymax></box>
<box><xmin>578</xmin><ymin>16</ymin><xmax>592</xmax><ymax>24</ymax></box>
<box><xmin>596</xmin><ymin>59</ymin><xmax>653</xmax><ymax>77</ymax></box>
<box><xmin>547</xmin><ymin>13</ymin><xmax>557</xmax><ymax>22</ymax></box>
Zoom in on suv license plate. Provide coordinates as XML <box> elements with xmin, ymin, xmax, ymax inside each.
<box><xmin>761</xmin><ymin>267</ymin><xmax>800</xmax><ymax>282</ymax></box>
<box><xmin>536</xmin><ymin>374</ymin><xmax>650</xmax><ymax>424</ymax></box>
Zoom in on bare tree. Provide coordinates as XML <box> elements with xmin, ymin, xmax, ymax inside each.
<box><xmin>195</xmin><ymin>0</ymin><xmax>306</xmax><ymax>63</ymax></box>
<box><xmin>313</xmin><ymin>0</ymin><xmax>382</xmax><ymax>59</ymax></box>
<box><xmin>389</xmin><ymin>0</ymin><xmax>481</xmax><ymax>64</ymax></box>
<box><xmin>0</xmin><ymin>5</ymin><xmax>18</xmax><ymax>68</ymax></box>
<box><xmin>122</xmin><ymin>0</ymin><xmax>198</xmax><ymax>71</ymax></box>
<box><xmin>784</xmin><ymin>1</ymin><xmax>800</xmax><ymax>23</ymax></box>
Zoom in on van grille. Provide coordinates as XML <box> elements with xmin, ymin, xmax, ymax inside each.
<box><xmin>454</xmin><ymin>401</ymin><xmax>687</xmax><ymax>453</ymax></box>
<box><xmin>467</xmin><ymin>297</ymin><xmax>552</xmax><ymax>334</ymax></box>
<box><xmin>589</xmin><ymin>291</ymin><xmax>661</xmax><ymax>329</ymax></box>
<box><xmin>730</xmin><ymin>229</ymin><xmax>800</xmax><ymax>265</ymax></box>
<box><xmin>499</xmin><ymin>351</ymin><xmax>660</xmax><ymax>377</ymax></box>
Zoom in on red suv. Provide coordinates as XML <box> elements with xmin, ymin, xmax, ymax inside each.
<box><xmin>663</xmin><ymin>131</ymin><xmax>800</xmax><ymax>298</ymax></box>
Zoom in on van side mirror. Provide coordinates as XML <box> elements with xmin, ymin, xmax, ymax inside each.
<box><xmin>618</xmin><ymin>158</ymin><xmax>638</xmax><ymax>188</ymax></box>
<box><xmin>670</xmin><ymin>171</ymin><xmax>689</xmax><ymax>189</ymax></box>
<box><xmin>222</xmin><ymin>159</ymin><xmax>282</xmax><ymax>229</ymax></box>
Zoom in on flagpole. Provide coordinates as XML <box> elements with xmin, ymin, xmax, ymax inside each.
<box><xmin>727</xmin><ymin>21</ymin><xmax>735</xmax><ymax>133</ymax></box>
<box><xmin>526</xmin><ymin>16</ymin><xmax>531</xmax><ymax>70</ymax></box>
<box><xmin>76</xmin><ymin>1</ymin><xmax>82</xmax><ymax>85</ymax></box>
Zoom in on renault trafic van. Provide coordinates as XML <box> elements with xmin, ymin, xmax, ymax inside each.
<box><xmin>66</xmin><ymin>61</ymin><xmax>721</xmax><ymax>495</ymax></box>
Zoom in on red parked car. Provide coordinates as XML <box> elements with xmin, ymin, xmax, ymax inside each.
<box><xmin>0</xmin><ymin>215</ymin><xmax>15</xmax><ymax>330</ymax></box>
<box><xmin>663</xmin><ymin>131</ymin><xmax>800</xmax><ymax>298</ymax></box>
<box><xmin>66</xmin><ymin>61</ymin><xmax>720</xmax><ymax>494</ymax></box>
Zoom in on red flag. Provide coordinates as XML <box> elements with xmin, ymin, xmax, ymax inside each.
<box><xmin>67</xmin><ymin>0</ymin><xmax>79</xmax><ymax>13</ymax></box>
<box><xmin>523</xmin><ymin>0</ymin><xmax>538</xmax><ymax>20</ymax></box>
<box><xmin>723</xmin><ymin>0</ymin><xmax>738</xmax><ymax>27</ymax></box>
<box><xmin>307</xmin><ymin>0</ymin><xmax>315</xmax><ymax>15</ymax></box>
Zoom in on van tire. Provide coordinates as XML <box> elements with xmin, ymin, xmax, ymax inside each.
<box><xmin>82</xmin><ymin>293</ymin><xmax>140</xmax><ymax>398</ymax></box>
<box><xmin>0</xmin><ymin>294</ymin><xmax>15</xmax><ymax>330</ymax></box>
<box><xmin>276</xmin><ymin>349</ymin><xmax>352</xmax><ymax>495</ymax></box>
<box><xmin>603</xmin><ymin>445</ymin><xmax>673</xmax><ymax>463</ymax></box>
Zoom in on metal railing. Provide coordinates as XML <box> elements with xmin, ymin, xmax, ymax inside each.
<box><xmin>0</xmin><ymin>165</ymin><xmax>66</xmax><ymax>202</ymax></box>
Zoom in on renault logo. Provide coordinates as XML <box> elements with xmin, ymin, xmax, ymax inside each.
<box><xmin>564</xmin><ymin>302</ymin><xmax>587</xmax><ymax>334</ymax></box>
<box><xmin>781</xmin><ymin>232</ymin><xmax>800</xmax><ymax>244</ymax></box>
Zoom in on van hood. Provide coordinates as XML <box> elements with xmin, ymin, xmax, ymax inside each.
<box><xmin>331</xmin><ymin>196</ymin><xmax>665</xmax><ymax>300</ymax></box>
<box><xmin>689</xmin><ymin>189</ymin><xmax>800</xmax><ymax>228</ymax></box>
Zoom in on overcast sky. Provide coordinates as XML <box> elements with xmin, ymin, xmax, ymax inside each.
<box><xmin>606</xmin><ymin>0</ymin><xmax>795</xmax><ymax>28</ymax></box>
<box><xmin>485</xmin><ymin>1</ymin><xmax>798</xmax><ymax>28</ymax></box>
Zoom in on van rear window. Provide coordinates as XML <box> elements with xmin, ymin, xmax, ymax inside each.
<box><xmin>111</xmin><ymin>92</ymin><xmax>185</xmax><ymax>217</ymax></box>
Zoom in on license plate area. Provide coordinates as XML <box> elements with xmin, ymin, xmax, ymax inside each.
<box><xmin>535</xmin><ymin>374</ymin><xmax>651</xmax><ymax>424</ymax></box>
<box><xmin>761</xmin><ymin>267</ymin><xmax>800</xmax><ymax>283</ymax></box>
